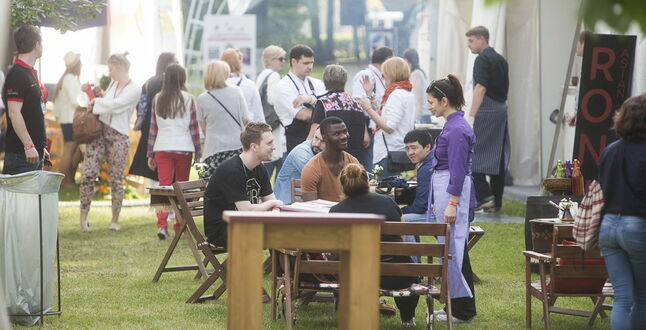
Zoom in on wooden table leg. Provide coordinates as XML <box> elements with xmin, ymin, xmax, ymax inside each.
<box><xmin>227</xmin><ymin>222</ymin><xmax>264</xmax><ymax>330</ymax></box>
<box><xmin>338</xmin><ymin>224</ymin><xmax>380</xmax><ymax>330</ymax></box>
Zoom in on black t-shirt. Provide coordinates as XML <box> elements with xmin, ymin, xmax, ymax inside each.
<box><xmin>2</xmin><ymin>62</ymin><xmax>46</xmax><ymax>156</ymax></box>
<box><xmin>473</xmin><ymin>47</ymin><xmax>509</xmax><ymax>103</ymax></box>
<box><xmin>329</xmin><ymin>193</ymin><xmax>403</xmax><ymax>243</ymax></box>
<box><xmin>204</xmin><ymin>155</ymin><xmax>273</xmax><ymax>246</ymax></box>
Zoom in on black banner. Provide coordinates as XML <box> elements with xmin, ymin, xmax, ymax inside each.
<box><xmin>573</xmin><ymin>33</ymin><xmax>636</xmax><ymax>184</ymax></box>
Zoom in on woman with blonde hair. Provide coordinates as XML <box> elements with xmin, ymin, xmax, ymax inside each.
<box><xmin>256</xmin><ymin>45</ymin><xmax>286</xmax><ymax>178</ymax></box>
<box><xmin>196</xmin><ymin>60</ymin><xmax>248</xmax><ymax>178</ymax></box>
<box><xmin>53</xmin><ymin>51</ymin><xmax>83</xmax><ymax>187</ymax></box>
<box><xmin>360</xmin><ymin>56</ymin><xmax>416</xmax><ymax>177</ymax></box>
<box><xmin>80</xmin><ymin>53</ymin><xmax>141</xmax><ymax>232</ymax></box>
<box><xmin>220</xmin><ymin>48</ymin><xmax>264</xmax><ymax>123</ymax></box>
<box><xmin>146</xmin><ymin>64</ymin><xmax>201</xmax><ymax>239</ymax></box>
<box><xmin>329</xmin><ymin>163</ymin><xmax>419</xmax><ymax>326</ymax></box>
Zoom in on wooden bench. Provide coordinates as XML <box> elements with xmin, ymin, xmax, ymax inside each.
<box><xmin>274</xmin><ymin>222</ymin><xmax>454</xmax><ymax>329</ymax></box>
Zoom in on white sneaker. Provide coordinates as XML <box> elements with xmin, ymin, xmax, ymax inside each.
<box><xmin>436</xmin><ymin>313</ymin><xmax>471</xmax><ymax>323</ymax></box>
<box><xmin>157</xmin><ymin>228</ymin><xmax>169</xmax><ymax>240</ymax></box>
<box><xmin>401</xmin><ymin>319</ymin><xmax>416</xmax><ymax>327</ymax></box>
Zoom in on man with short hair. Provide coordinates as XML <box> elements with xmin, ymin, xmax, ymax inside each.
<box><xmin>273</xmin><ymin>45</ymin><xmax>325</xmax><ymax>153</ymax></box>
<box><xmin>351</xmin><ymin>46</ymin><xmax>393</xmax><ymax>167</ymax></box>
<box><xmin>203</xmin><ymin>122</ymin><xmax>283</xmax><ymax>247</ymax></box>
<box><xmin>402</xmin><ymin>130</ymin><xmax>434</xmax><ymax>220</ymax></box>
<box><xmin>2</xmin><ymin>25</ymin><xmax>50</xmax><ymax>174</ymax></box>
<box><xmin>466</xmin><ymin>25</ymin><xmax>510</xmax><ymax>213</ymax></box>
<box><xmin>301</xmin><ymin>117</ymin><xmax>359</xmax><ymax>202</ymax></box>
<box><xmin>273</xmin><ymin>128</ymin><xmax>325</xmax><ymax>204</ymax></box>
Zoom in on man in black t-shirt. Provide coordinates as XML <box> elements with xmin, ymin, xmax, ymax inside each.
<box><xmin>2</xmin><ymin>25</ymin><xmax>49</xmax><ymax>174</ymax></box>
<box><xmin>204</xmin><ymin>122</ymin><xmax>283</xmax><ymax>247</ymax></box>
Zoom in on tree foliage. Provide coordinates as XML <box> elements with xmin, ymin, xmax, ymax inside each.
<box><xmin>10</xmin><ymin>0</ymin><xmax>106</xmax><ymax>32</ymax></box>
<box><xmin>580</xmin><ymin>0</ymin><xmax>646</xmax><ymax>33</ymax></box>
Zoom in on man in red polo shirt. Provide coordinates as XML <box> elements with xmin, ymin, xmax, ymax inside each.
<box><xmin>2</xmin><ymin>25</ymin><xmax>49</xmax><ymax>174</ymax></box>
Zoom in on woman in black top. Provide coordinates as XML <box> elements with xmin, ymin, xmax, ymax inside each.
<box><xmin>329</xmin><ymin>163</ymin><xmax>418</xmax><ymax>326</ymax></box>
<box><xmin>598</xmin><ymin>93</ymin><xmax>646</xmax><ymax>330</ymax></box>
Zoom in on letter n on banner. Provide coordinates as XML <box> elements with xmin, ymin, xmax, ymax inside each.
<box><xmin>573</xmin><ymin>34</ymin><xmax>636</xmax><ymax>186</ymax></box>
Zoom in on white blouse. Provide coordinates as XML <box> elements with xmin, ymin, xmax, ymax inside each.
<box><xmin>373</xmin><ymin>89</ymin><xmax>416</xmax><ymax>164</ymax></box>
<box><xmin>92</xmin><ymin>81</ymin><xmax>141</xmax><ymax>136</ymax></box>
<box><xmin>53</xmin><ymin>74</ymin><xmax>81</xmax><ymax>124</ymax></box>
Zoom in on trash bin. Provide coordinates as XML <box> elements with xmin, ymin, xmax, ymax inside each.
<box><xmin>0</xmin><ymin>170</ymin><xmax>63</xmax><ymax>326</ymax></box>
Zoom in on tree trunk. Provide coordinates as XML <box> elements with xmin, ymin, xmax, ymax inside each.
<box><xmin>324</xmin><ymin>0</ymin><xmax>335</xmax><ymax>61</ymax></box>
<box><xmin>309</xmin><ymin>0</ymin><xmax>322</xmax><ymax>55</ymax></box>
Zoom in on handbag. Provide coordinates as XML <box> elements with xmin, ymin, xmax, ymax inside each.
<box><xmin>573</xmin><ymin>180</ymin><xmax>604</xmax><ymax>251</ymax></box>
<box><xmin>381</xmin><ymin>134</ymin><xmax>415</xmax><ymax>173</ymax></box>
<box><xmin>72</xmin><ymin>106</ymin><xmax>103</xmax><ymax>143</ymax></box>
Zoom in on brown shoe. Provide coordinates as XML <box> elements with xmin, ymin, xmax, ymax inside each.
<box><xmin>379</xmin><ymin>300</ymin><xmax>397</xmax><ymax>317</ymax></box>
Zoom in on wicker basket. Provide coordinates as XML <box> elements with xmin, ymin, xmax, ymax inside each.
<box><xmin>542</xmin><ymin>178</ymin><xmax>571</xmax><ymax>195</ymax></box>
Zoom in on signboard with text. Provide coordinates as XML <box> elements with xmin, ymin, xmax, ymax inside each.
<box><xmin>202</xmin><ymin>15</ymin><xmax>257</xmax><ymax>78</ymax></box>
<box><xmin>573</xmin><ymin>33</ymin><xmax>636</xmax><ymax>184</ymax></box>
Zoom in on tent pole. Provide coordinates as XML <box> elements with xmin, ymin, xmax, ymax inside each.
<box><xmin>544</xmin><ymin>16</ymin><xmax>582</xmax><ymax>189</ymax></box>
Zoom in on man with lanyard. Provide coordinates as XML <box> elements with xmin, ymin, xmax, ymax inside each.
<box><xmin>350</xmin><ymin>46</ymin><xmax>393</xmax><ymax>168</ymax></box>
<box><xmin>2</xmin><ymin>25</ymin><xmax>50</xmax><ymax>174</ymax></box>
<box><xmin>466</xmin><ymin>26</ymin><xmax>510</xmax><ymax>213</ymax></box>
<box><xmin>273</xmin><ymin>44</ymin><xmax>325</xmax><ymax>154</ymax></box>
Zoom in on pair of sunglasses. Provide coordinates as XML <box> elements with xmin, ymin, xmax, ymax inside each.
<box><xmin>275</xmin><ymin>57</ymin><xmax>286</xmax><ymax>62</ymax></box>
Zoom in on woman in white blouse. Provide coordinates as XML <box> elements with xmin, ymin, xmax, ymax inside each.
<box><xmin>80</xmin><ymin>53</ymin><xmax>141</xmax><ymax>232</ymax></box>
<box><xmin>360</xmin><ymin>56</ymin><xmax>416</xmax><ymax>177</ymax></box>
<box><xmin>53</xmin><ymin>51</ymin><xmax>82</xmax><ymax>187</ymax></box>
<box><xmin>220</xmin><ymin>48</ymin><xmax>264</xmax><ymax>123</ymax></box>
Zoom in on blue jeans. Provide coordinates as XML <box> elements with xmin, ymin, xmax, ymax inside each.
<box><xmin>2</xmin><ymin>152</ymin><xmax>43</xmax><ymax>175</ymax></box>
<box><xmin>599</xmin><ymin>213</ymin><xmax>646</xmax><ymax>330</ymax></box>
<box><xmin>403</xmin><ymin>212</ymin><xmax>434</xmax><ymax>263</ymax></box>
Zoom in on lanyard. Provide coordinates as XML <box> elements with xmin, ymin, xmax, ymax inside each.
<box><xmin>368</xmin><ymin>66</ymin><xmax>386</xmax><ymax>90</ymax></box>
<box><xmin>113</xmin><ymin>80</ymin><xmax>132</xmax><ymax>98</ymax></box>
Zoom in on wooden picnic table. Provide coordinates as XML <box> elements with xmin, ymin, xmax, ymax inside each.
<box><xmin>223</xmin><ymin>211</ymin><xmax>384</xmax><ymax>330</ymax></box>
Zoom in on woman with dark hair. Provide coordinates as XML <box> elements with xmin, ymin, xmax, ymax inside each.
<box><xmin>129</xmin><ymin>52</ymin><xmax>177</xmax><ymax>180</ymax></box>
<box><xmin>146</xmin><ymin>64</ymin><xmax>201</xmax><ymax>239</ymax></box>
<box><xmin>426</xmin><ymin>75</ymin><xmax>477</xmax><ymax>323</ymax></box>
<box><xmin>598</xmin><ymin>93</ymin><xmax>646</xmax><ymax>330</ymax></box>
<box><xmin>329</xmin><ymin>163</ymin><xmax>419</xmax><ymax>326</ymax></box>
<box><xmin>402</xmin><ymin>48</ymin><xmax>430</xmax><ymax>123</ymax></box>
<box><xmin>53</xmin><ymin>51</ymin><xmax>83</xmax><ymax>187</ymax></box>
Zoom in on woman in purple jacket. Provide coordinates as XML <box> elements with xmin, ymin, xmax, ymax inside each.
<box><xmin>426</xmin><ymin>75</ymin><xmax>477</xmax><ymax>323</ymax></box>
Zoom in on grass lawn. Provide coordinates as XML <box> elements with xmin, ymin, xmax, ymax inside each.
<box><xmin>19</xmin><ymin>205</ymin><xmax>610</xmax><ymax>329</ymax></box>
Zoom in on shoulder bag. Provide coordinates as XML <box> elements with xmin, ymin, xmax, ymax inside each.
<box><xmin>382</xmin><ymin>133</ymin><xmax>415</xmax><ymax>173</ymax></box>
<box><xmin>573</xmin><ymin>180</ymin><xmax>604</xmax><ymax>251</ymax></box>
<box><xmin>207</xmin><ymin>91</ymin><xmax>242</xmax><ymax>129</ymax></box>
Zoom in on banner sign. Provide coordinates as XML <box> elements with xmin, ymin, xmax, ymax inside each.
<box><xmin>573</xmin><ymin>33</ymin><xmax>636</xmax><ymax>183</ymax></box>
<box><xmin>202</xmin><ymin>15</ymin><xmax>257</xmax><ymax>78</ymax></box>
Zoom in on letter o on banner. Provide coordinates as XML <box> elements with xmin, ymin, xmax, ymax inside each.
<box><xmin>581</xmin><ymin>88</ymin><xmax>612</xmax><ymax>124</ymax></box>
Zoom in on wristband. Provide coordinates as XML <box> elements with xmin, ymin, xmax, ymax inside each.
<box><xmin>24</xmin><ymin>144</ymin><xmax>35</xmax><ymax>151</ymax></box>
<box><xmin>447</xmin><ymin>200</ymin><xmax>458</xmax><ymax>207</ymax></box>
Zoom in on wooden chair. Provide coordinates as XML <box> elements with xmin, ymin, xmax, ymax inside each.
<box><xmin>172</xmin><ymin>180</ymin><xmax>228</xmax><ymax>303</ymax></box>
<box><xmin>290</xmin><ymin>179</ymin><xmax>303</xmax><ymax>204</ymax></box>
<box><xmin>524</xmin><ymin>225</ymin><xmax>613</xmax><ymax>329</ymax></box>
<box><xmin>467</xmin><ymin>226</ymin><xmax>485</xmax><ymax>283</ymax></box>
<box><xmin>273</xmin><ymin>222</ymin><xmax>453</xmax><ymax>330</ymax></box>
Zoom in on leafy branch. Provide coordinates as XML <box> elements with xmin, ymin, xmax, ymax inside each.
<box><xmin>10</xmin><ymin>0</ymin><xmax>106</xmax><ymax>32</ymax></box>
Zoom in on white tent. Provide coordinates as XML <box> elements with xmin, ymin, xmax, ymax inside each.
<box><xmin>423</xmin><ymin>0</ymin><xmax>645</xmax><ymax>185</ymax></box>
